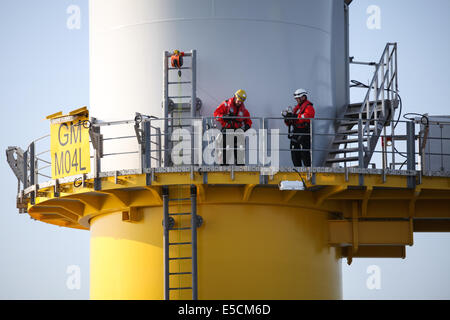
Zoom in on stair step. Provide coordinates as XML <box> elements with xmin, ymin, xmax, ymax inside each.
<box><xmin>329</xmin><ymin>148</ymin><xmax>360</xmax><ymax>154</ymax></box>
<box><xmin>337</xmin><ymin>128</ymin><xmax>375</xmax><ymax>135</ymax></box>
<box><xmin>347</xmin><ymin>102</ymin><xmax>363</xmax><ymax>110</ymax></box>
<box><xmin>339</xmin><ymin>120</ymin><xmax>359</xmax><ymax>125</ymax></box>
<box><xmin>326</xmin><ymin>156</ymin><xmax>360</xmax><ymax>163</ymax></box>
<box><xmin>344</xmin><ymin>111</ymin><xmax>383</xmax><ymax>117</ymax></box>
<box><xmin>169</xmin><ymin>257</ymin><xmax>192</xmax><ymax>260</ymax></box>
<box><xmin>343</xmin><ymin>113</ymin><xmax>360</xmax><ymax>118</ymax></box>
<box><xmin>333</xmin><ymin>138</ymin><xmax>368</xmax><ymax>144</ymax></box>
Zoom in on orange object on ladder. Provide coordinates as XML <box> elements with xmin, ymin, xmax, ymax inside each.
<box><xmin>171</xmin><ymin>50</ymin><xmax>185</xmax><ymax>76</ymax></box>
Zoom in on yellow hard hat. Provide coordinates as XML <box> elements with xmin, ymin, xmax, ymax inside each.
<box><xmin>235</xmin><ymin>89</ymin><xmax>247</xmax><ymax>102</ymax></box>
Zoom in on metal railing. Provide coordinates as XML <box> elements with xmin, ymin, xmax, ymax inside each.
<box><xmin>10</xmin><ymin>115</ymin><xmax>450</xmax><ymax>199</ymax></box>
<box><xmin>358</xmin><ymin>43</ymin><xmax>398</xmax><ymax>122</ymax></box>
<box><xmin>347</xmin><ymin>42</ymin><xmax>399</xmax><ymax>168</ymax></box>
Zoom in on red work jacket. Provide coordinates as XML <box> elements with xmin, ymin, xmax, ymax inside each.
<box><xmin>290</xmin><ymin>99</ymin><xmax>315</xmax><ymax>128</ymax></box>
<box><xmin>214</xmin><ymin>97</ymin><xmax>252</xmax><ymax>129</ymax></box>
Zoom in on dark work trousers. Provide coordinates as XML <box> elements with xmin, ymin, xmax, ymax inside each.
<box><xmin>220</xmin><ymin>129</ymin><xmax>246</xmax><ymax>165</ymax></box>
<box><xmin>290</xmin><ymin>126</ymin><xmax>311</xmax><ymax>167</ymax></box>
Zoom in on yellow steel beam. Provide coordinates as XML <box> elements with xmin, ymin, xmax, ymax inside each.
<box><xmin>197</xmin><ymin>184</ymin><xmax>207</xmax><ymax>203</ymax></box>
<box><xmin>67</xmin><ymin>193</ymin><xmax>105</xmax><ymax>212</ymax></box>
<box><xmin>23</xmin><ymin>171</ymin><xmax>450</xmax><ymax>231</ymax></box>
<box><xmin>242</xmin><ymin>184</ymin><xmax>256</xmax><ymax>202</ymax></box>
<box><xmin>29</xmin><ymin>206</ymin><xmax>80</xmax><ymax>224</ymax></box>
<box><xmin>45</xmin><ymin>111</ymin><xmax>63</xmax><ymax>120</ymax></box>
<box><xmin>328</xmin><ymin>189</ymin><xmax>367</xmax><ymax>201</ymax></box>
<box><xmin>97</xmin><ymin>190</ymin><xmax>131</xmax><ymax>207</ymax></box>
<box><xmin>342</xmin><ymin>246</ymin><xmax>406</xmax><ymax>259</ymax></box>
<box><xmin>122</xmin><ymin>207</ymin><xmax>142</xmax><ymax>222</ymax></box>
<box><xmin>37</xmin><ymin>199</ymin><xmax>85</xmax><ymax>217</ymax></box>
<box><xmin>36</xmin><ymin>213</ymin><xmax>69</xmax><ymax>223</ymax></box>
<box><xmin>414</xmin><ymin>220</ymin><xmax>450</xmax><ymax>232</ymax></box>
<box><xmin>409</xmin><ymin>189</ymin><xmax>421</xmax><ymax>217</ymax></box>
<box><xmin>415</xmin><ymin>200</ymin><xmax>450</xmax><ymax>218</ymax></box>
<box><xmin>282</xmin><ymin>190</ymin><xmax>298</xmax><ymax>203</ymax></box>
<box><xmin>352</xmin><ymin>201</ymin><xmax>359</xmax><ymax>254</ymax></box>
<box><xmin>417</xmin><ymin>189</ymin><xmax>450</xmax><ymax>199</ymax></box>
<box><xmin>314</xmin><ymin>185</ymin><xmax>347</xmax><ymax>206</ymax></box>
<box><xmin>34</xmin><ymin>213</ymin><xmax>83</xmax><ymax>229</ymax></box>
<box><xmin>361</xmin><ymin>186</ymin><xmax>373</xmax><ymax>217</ymax></box>
<box><xmin>329</xmin><ymin>220</ymin><xmax>412</xmax><ymax>246</ymax></box>
<box><xmin>365</xmin><ymin>199</ymin><xmax>409</xmax><ymax>218</ymax></box>
<box><xmin>143</xmin><ymin>186</ymin><xmax>163</xmax><ymax>205</ymax></box>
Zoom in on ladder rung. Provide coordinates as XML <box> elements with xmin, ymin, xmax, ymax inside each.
<box><xmin>169</xmin><ymin>257</ymin><xmax>192</xmax><ymax>260</ymax></box>
<box><xmin>169</xmin><ymin>242</ymin><xmax>192</xmax><ymax>246</ymax></box>
<box><xmin>170</xmin><ymin>227</ymin><xmax>192</xmax><ymax>230</ymax></box>
<box><xmin>168</xmin><ymin>96</ymin><xmax>191</xmax><ymax>99</ymax></box>
<box><xmin>169</xmin><ymin>105</ymin><xmax>191</xmax><ymax>109</ymax></box>
<box><xmin>169</xmin><ymin>107</ymin><xmax>191</xmax><ymax>111</ymax></box>
<box><xmin>169</xmin><ymin>212</ymin><xmax>192</xmax><ymax>216</ymax></box>
<box><xmin>168</xmin><ymin>81</ymin><xmax>191</xmax><ymax>84</ymax></box>
<box><xmin>169</xmin><ymin>198</ymin><xmax>190</xmax><ymax>201</ymax></box>
<box><xmin>169</xmin><ymin>272</ymin><xmax>192</xmax><ymax>275</ymax></box>
<box><xmin>168</xmin><ymin>67</ymin><xmax>191</xmax><ymax>70</ymax></box>
<box><xmin>169</xmin><ymin>287</ymin><xmax>192</xmax><ymax>290</ymax></box>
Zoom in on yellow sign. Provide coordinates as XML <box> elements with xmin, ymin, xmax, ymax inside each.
<box><xmin>48</xmin><ymin>107</ymin><xmax>91</xmax><ymax>179</ymax></box>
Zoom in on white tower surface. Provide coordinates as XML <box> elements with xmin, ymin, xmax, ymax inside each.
<box><xmin>89</xmin><ymin>0</ymin><xmax>349</xmax><ymax>169</ymax></box>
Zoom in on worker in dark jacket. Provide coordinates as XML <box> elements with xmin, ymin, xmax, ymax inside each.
<box><xmin>214</xmin><ymin>89</ymin><xmax>252</xmax><ymax>165</ymax></box>
<box><xmin>283</xmin><ymin>88</ymin><xmax>315</xmax><ymax>167</ymax></box>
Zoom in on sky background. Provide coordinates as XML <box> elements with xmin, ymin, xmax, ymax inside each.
<box><xmin>0</xmin><ymin>0</ymin><xmax>449</xmax><ymax>299</ymax></box>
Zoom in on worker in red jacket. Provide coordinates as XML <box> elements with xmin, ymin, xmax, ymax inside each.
<box><xmin>214</xmin><ymin>89</ymin><xmax>252</xmax><ymax>165</ymax></box>
<box><xmin>283</xmin><ymin>88</ymin><xmax>315</xmax><ymax>167</ymax></box>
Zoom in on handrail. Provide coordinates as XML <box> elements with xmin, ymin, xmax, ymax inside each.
<box><xmin>360</xmin><ymin>43</ymin><xmax>398</xmax><ymax>126</ymax></box>
<box><xmin>345</xmin><ymin>43</ymin><xmax>400</xmax><ymax>169</ymax></box>
<box><xmin>358</xmin><ymin>43</ymin><xmax>393</xmax><ymax>114</ymax></box>
<box><xmin>7</xmin><ymin>115</ymin><xmax>450</xmax><ymax>202</ymax></box>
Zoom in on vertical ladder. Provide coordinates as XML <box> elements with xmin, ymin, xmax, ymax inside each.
<box><xmin>162</xmin><ymin>185</ymin><xmax>201</xmax><ymax>300</ymax></box>
<box><xmin>162</xmin><ymin>50</ymin><xmax>201</xmax><ymax>167</ymax></box>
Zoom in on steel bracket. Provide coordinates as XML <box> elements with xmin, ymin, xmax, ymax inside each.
<box><xmin>162</xmin><ymin>216</ymin><xmax>175</xmax><ymax>230</ymax></box>
<box><xmin>53</xmin><ymin>179</ymin><xmax>60</xmax><ymax>198</ymax></box>
<box><xmin>6</xmin><ymin>146</ymin><xmax>25</xmax><ymax>184</ymax></box>
<box><xmin>195</xmin><ymin>215</ymin><xmax>203</xmax><ymax>228</ymax></box>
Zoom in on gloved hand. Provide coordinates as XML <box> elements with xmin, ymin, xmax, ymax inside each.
<box><xmin>243</xmin><ymin>124</ymin><xmax>250</xmax><ymax>132</ymax></box>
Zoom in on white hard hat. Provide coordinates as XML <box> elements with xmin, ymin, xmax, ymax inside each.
<box><xmin>294</xmin><ymin>88</ymin><xmax>308</xmax><ymax>98</ymax></box>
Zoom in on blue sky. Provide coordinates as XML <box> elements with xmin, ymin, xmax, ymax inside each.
<box><xmin>345</xmin><ymin>0</ymin><xmax>450</xmax><ymax>299</ymax></box>
<box><xmin>0</xmin><ymin>0</ymin><xmax>449</xmax><ymax>299</ymax></box>
<box><xmin>0</xmin><ymin>0</ymin><xmax>90</xmax><ymax>299</ymax></box>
